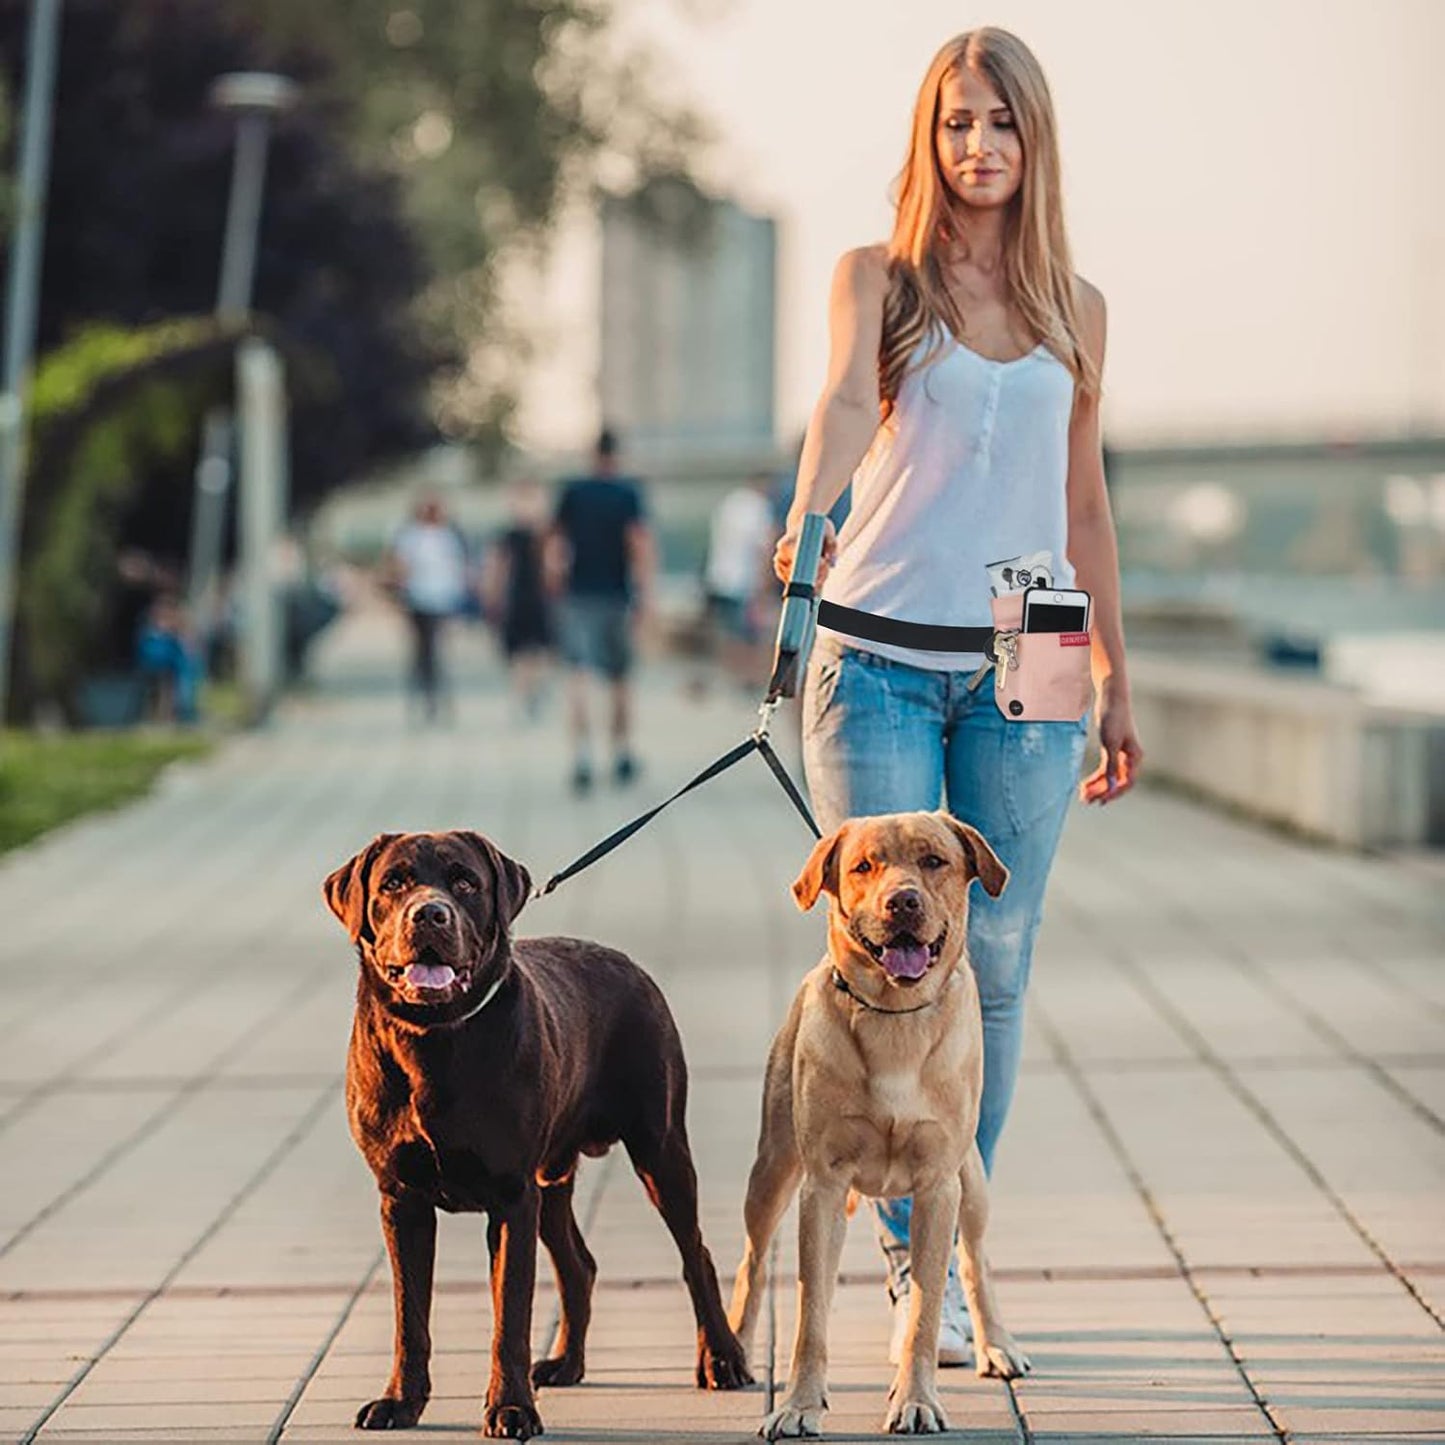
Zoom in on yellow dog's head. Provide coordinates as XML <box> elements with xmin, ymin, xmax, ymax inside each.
<box><xmin>793</xmin><ymin>811</ymin><xmax>1007</xmax><ymax>993</ymax></box>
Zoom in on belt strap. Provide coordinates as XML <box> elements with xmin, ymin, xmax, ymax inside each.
<box><xmin>817</xmin><ymin>601</ymin><xmax>993</xmax><ymax>654</ymax></box>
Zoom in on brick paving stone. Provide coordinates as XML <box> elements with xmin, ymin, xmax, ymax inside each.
<box><xmin>1288</xmin><ymin>1437</ymin><xmax>1445</xmax><ymax>1444</ymax></box>
<box><xmin>1028</xmin><ymin>1409</ymin><xmax>1277</xmax><ymax>1438</ymax></box>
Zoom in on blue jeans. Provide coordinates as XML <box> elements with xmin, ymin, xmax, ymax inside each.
<box><xmin>801</xmin><ymin>637</ymin><xmax>1086</xmax><ymax>1299</ymax></box>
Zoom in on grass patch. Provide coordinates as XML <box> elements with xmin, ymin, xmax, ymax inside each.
<box><xmin>0</xmin><ymin>729</ymin><xmax>213</xmax><ymax>855</ymax></box>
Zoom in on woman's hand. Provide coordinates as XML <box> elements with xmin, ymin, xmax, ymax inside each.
<box><xmin>1080</xmin><ymin>681</ymin><xmax>1143</xmax><ymax>805</ymax></box>
<box><xmin>773</xmin><ymin>518</ymin><xmax>839</xmax><ymax>586</ymax></box>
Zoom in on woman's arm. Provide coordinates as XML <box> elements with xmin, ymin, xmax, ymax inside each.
<box><xmin>1065</xmin><ymin>280</ymin><xmax>1144</xmax><ymax>803</ymax></box>
<box><xmin>775</xmin><ymin>246</ymin><xmax>889</xmax><ymax>580</ymax></box>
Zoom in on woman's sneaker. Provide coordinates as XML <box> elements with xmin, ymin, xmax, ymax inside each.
<box><xmin>887</xmin><ymin>1278</ymin><xmax>974</xmax><ymax>1366</ymax></box>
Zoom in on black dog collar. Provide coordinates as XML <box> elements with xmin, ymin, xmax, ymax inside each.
<box><xmin>831</xmin><ymin>966</ymin><xmax>936</xmax><ymax>1015</ymax></box>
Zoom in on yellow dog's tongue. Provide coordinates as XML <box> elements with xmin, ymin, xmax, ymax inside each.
<box><xmin>880</xmin><ymin>944</ymin><xmax>929</xmax><ymax>980</ymax></box>
<box><xmin>406</xmin><ymin>961</ymin><xmax>456</xmax><ymax>990</ymax></box>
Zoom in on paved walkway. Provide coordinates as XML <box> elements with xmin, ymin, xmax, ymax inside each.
<box><xmin>2</xmin><ymin>607</ymin><xmax>1442</xmax><ymax>1443</ymax></box>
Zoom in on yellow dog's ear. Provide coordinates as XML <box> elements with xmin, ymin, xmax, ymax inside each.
<box><xmin>322</xmin><ymin>833</ymin><xmax>399</xmax><ymax>943</ymax></box>
<box><xmin>792</xmin><ymin>823</ymin><xmax>850</xmax><ymax>911</ymax></box>
<box><xmin>939</xmin><ymin>814</ymin><xmax>1008</xmax><ymax>898</ymax></box>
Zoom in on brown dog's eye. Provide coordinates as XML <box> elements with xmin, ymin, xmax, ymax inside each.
<box><xmin>921</xmin><ymin>854</ymin><xmax>947</xmax><ymax>870</ymax></box>
<box><xmin>379</xmin><ymin>873</ymin><xmax>406</xmax><ymax>894</ymax></box>
<box><xmin>451</xmin><ymin>872</ymin><xmax>478</xmax><ymax>894</ymax></box>
<box><xmin>851</xmin><ymin>859</ymin><xmax>873</xmax><ymax>875</ymax></box>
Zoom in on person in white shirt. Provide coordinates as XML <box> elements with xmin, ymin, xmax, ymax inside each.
<box><xmin>387</xmin><ymin>494</ymin><xmax>471</xmax><ymax>722</ymax></box>
<box><xmin>702</xmin><ymin>472</ymin><xmax>776</xmax><ymax>690</ymax></box>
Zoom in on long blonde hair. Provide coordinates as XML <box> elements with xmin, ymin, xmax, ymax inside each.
<box><xmin>880</xmin><ymin>28</ymin><xmax>1096</xmax><ymax>418</ymax></box>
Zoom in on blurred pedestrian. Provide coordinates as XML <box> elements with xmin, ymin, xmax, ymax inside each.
<box><xmin>135</xmin><ymin>591</ymin><xmax>202</xmax><ymax>724</ymax></box>
<box><xmin>702</xmin><ymin>471</ymin><xmax>776</xmax><ymax>692</ymax></box>
<box><xmin>548</xmin><ymin>427</ymin><xmax>655</xmax><ymax>793</ymax></box>
<box><xmin>385</xmin><ymin>493</ymin><xmax>470</xmax><ymax>723</ymax></box>
<box><xmin>482</xmin><ymin>476</ymin><xmax>554</xmax><ymax>720</ymax></box>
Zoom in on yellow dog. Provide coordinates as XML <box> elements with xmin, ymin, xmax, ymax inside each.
<box><xmin>730</xmin><ymin>811</ymin><xmax>1030</xmax><ymax>1437</ymax></box>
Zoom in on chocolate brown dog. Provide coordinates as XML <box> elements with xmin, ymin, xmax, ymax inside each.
<box><xmin>324</xmin><ymin>829</ymin><xmax>750</xmax><ymax>1440</ymax></box>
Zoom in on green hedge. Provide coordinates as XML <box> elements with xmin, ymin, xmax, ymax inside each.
<box><xmin>13</xmin><ymin>319</ymin><xmax>236</xmax><ymax>718</ymax></box>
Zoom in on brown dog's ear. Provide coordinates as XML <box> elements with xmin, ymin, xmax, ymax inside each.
<box><xmin>322</xmin><ymin>833</ymin><xmax>399</xmax><ymax>943</ymax></box>
<box><xmin>792</xmin><ymin>823</ymin><xmax>849</xmax><ymax>912</ymax></box>
<box><xmin>939</xmin><ymin>814</ymin><xmax>1008</xmax><ymax>898</ymax></box>
<box><xmin>454</xmin><ymin>831</ymin><xmax>533</xmax><ymax>925</ymax></box>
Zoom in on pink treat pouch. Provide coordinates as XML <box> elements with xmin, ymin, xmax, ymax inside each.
<box><xmin>989</xmin><ymin>593</ymin><xmax>1094</xmax><ymax>722</ymax></box>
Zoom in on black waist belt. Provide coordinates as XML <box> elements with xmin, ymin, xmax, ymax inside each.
<box><xmin>816</xmin><ymin>600</ymin><xmax>993</xmax><ymax>654</ymax></box>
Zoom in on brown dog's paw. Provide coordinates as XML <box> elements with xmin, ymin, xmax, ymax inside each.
<box><xmin>697</xmin><ymin>1335</ymin><xmax>755</xmax><ymax>1391</ymax></box>
<box><xmin>354</xmin><ymin>1395</ymin><xmax>426</xmax><ymax>1429</ymax></box>
<box><xmin>531</xmin><ymin>1353</ymin><xmax>585</xmax><ymax>1388</ymax></box>
<box><xmin>483</xmin><ymin>1400</ymin><xmax>544</xmax><ymax>1440</ymax></box>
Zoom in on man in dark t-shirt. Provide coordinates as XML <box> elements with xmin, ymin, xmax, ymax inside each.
<box><xmin>548</xmin><ymin>427</ymin><xmax>655</xmax><ymax>793</ymax></box>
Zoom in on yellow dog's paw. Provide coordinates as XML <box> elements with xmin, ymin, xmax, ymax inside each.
<box><xmin>760</xmin><ymin>1401</ymin><xmax>826</xmax><ymax>1438</ymax></box>
<box><xmin>883</xmin><ymin>1393</ymin><xmax>949</xmax><ymax>1434</ymax></box>
<box><xmin>975</xmin><ymin>1332</ymin><xmax>1031</xmax><ymax>1379</ymax></box>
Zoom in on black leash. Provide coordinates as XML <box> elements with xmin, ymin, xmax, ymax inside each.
<box><xmin>532</xmin><ymin>705</ymin><xmax>820</xmax><ymax>901</ymax></box>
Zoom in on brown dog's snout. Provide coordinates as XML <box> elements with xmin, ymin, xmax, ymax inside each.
<box><xmin>884</xmin><ymin>888</ymin><xmax>923</xmax><ymax>920</ymax></box>
<box><xmin>411</xmin><ymin>899</ymin><xmax>454</xmax><ymax>931</ymax></box>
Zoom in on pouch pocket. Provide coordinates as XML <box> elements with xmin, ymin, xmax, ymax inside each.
<box><xmin>989</xmin><ymin>593</ymin><xmax>1093</xmax><ymax>723</ymax></box>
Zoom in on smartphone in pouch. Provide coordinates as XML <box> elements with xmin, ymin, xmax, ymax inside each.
<box><xmin>1021</xmin><ymin>587</ymin><xmax>1091</xmax><ymax>634</ymax></box>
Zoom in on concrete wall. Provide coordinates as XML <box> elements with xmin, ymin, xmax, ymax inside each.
<box><xmin>1127</xmin><ymin>654</ymin><xmax>1444</xmax><ymax>850</ymax></box>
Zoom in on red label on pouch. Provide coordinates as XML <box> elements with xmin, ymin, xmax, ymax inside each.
<box><xmin>1059</xmin><ymin>632</ymin><xmax>1090</xmax><ymax>647</ymax></box>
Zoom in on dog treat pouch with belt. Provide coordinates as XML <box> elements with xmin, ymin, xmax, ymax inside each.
<box><xmin>771</xmin><ymin>515</ymin><xmax>1093</xmax><ymax>724</ymax></box>
<box><xmin>986</xmin><ymin>591</ymin><xmax>1093</xmax><ymax>723</ymax></box>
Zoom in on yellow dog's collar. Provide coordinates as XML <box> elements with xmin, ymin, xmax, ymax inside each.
<box><xmin>830</xmin><ymin>966</ymin><xmax>936</xmax><ymax>1016</ymax></box>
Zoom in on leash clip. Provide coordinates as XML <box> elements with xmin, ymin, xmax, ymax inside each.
<box><xmin>753</xmin><ymin>696</ymin><xmax>781</xmax><ymax>743</ymax></box>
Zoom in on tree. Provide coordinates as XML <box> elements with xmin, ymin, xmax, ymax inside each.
<box><xmin>0</xmin><ymin>0</ymin><xmax>441</xmax><ymax>510</ymax></box>
<box><xmin>0</xmin><ymin>0</ymin><xmax>706</xmax><ymax>716</ymax></box>
<box><xmin>242</xmin><ymin>0</ymin><xmax>709</xmax><ymax>439</ymax></box>
<box><xmin>0</xmin><ymin>0</ymin><xmax>440</xmax><ymax>717</ymax></box>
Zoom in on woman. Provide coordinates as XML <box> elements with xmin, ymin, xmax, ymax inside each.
<box><xmin>774</xmin><ymin>28</ymin><xmax>1144</xmax><ymax>1365</ymax></box>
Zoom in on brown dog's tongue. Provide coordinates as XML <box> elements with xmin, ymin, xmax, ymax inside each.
<box><xmin>880</xmin><ymin>944</ymin><xmax>929</xmax><ymax>980</ymax></box>
<box><xmin>406</xmin><ymin>961</ymin><xmax>456</xmax><ymax>990</ymax></box>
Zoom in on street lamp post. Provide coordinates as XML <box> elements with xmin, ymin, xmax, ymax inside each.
<box><xmin>185</xmin><ymin>71</ymin><xmax>295</xmax><ymax>631</ymax></box>
<box><xmin>0</xmin><ymin>0</ymin><xmax>63</xmax><ymax>727</ymax></box>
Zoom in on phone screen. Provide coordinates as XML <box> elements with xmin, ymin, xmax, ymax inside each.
<box><xmin>1024</xmin><ymin>601</ymin><xmax>1088</xmax><ymax>633</ymax></box>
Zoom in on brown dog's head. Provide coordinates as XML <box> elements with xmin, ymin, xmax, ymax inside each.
<box><xmin>323</xmin><ymin>830</ymin><xmax>531</xmax><ymax>1023</ymax></box>
<box><xmin>792</xmin><ymin>811</ymin><xmax>1007</xmax><ymax>990</ymax></box>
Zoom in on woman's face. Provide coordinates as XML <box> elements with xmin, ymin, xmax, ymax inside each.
<box><xmin>935</xmin><ymin>64</ymin><xmax>1023</xmax><ymax>211</ymax></box>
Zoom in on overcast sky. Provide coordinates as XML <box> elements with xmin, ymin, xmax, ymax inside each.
<box><xmin>514</xmin><ymin>0</ymin><xmax>1445</xmax><ymax>451</ymax></box>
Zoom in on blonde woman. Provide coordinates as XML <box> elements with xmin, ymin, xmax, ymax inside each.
<box><xmin>774</xmin><ymin>28</ymin><xmax>1144</xmax><ymax>1365</ymax></box>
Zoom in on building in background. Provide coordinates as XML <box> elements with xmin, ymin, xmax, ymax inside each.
<box><xmin>598</xmin><ymin>182</ymin><xmax>776</xmax><ymax>469</ymax></box>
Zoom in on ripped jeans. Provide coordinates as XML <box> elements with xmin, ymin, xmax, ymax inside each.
<box><xmin>801</xmin><ymin>636</ymin><xmax>1086</xmax><ymax>1301</ymax></box>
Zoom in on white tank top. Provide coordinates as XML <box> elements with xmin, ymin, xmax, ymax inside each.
<box><xmin>823</xmin><ymin>337</ymin><xmax>1076</xmax><ymax>672</ymax></box>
